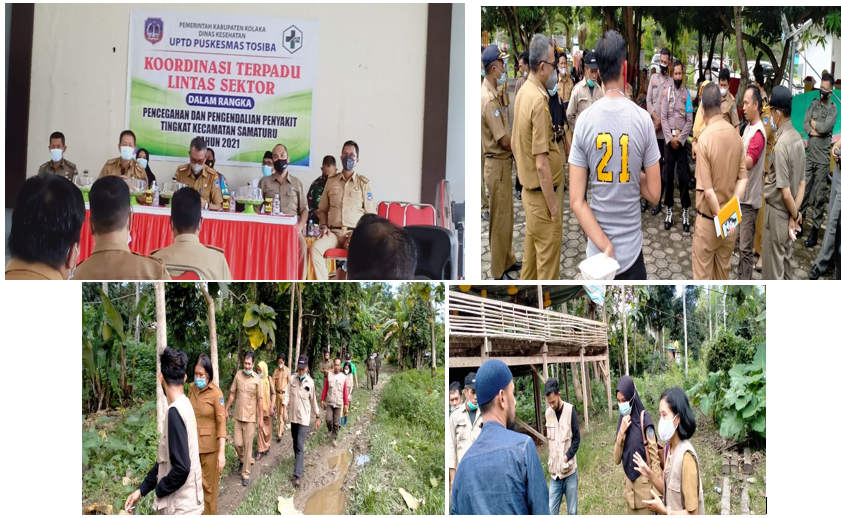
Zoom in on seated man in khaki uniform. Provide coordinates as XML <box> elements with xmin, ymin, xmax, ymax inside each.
<box><xmin>311</xmin><ymin>140</ymin><xmax>376</xmax><ymax>279</ymax></box>
<box><xmin>175</xmin><ymin>137</ymin><xmax>223</xmax><ymax>210</ymax></box>
<box><xmin>37</xmin><ymin>131</ymin><xmax>78</xmax><ymax>180</ymax></box>
<box><xmin>258</xmin><ymin>143</ymin><xmax>308</xmax><ymax>279</ymax></box>
<box><xmin>99</xmin><ymin>129</ymin><xmax>147</xmax><ymax>180</ymax></box>
<box><xmin>73</xmin><ymin>176</ymin><xmax>171</xmax><ymax>280</ymax></box>
<box><xmin>5</xmin><ymin>175</ymin><xmax>85</xmax><ymax>280</ymax></box>
<box><xmin>151</xmin><ymin>187</ymin><xmax>232</xmax><ymax>279</ymax></box>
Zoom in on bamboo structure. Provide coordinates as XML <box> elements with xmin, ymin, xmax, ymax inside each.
<box><xmin>449</xmin><ymin>289</ymin><xmax>611</xmax><ymax>439</ymax></box>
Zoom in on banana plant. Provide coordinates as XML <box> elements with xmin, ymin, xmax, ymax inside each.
<box><xmin>242</xmin><ymin>303</ymin><xmax>277</xmax><ymax>349</ymax></box>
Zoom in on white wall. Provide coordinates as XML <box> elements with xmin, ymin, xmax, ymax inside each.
<box><xmin>445</xmin><ymin>2</ymin><xmax>465</xmax><ymax>203</ymax></box>
<box><xmin>26</xmin><ymin>3</ymin><xmax>429</xmax><ymax>204</ymax></box>
<box><xmin>801</xmin><ymin>29</ymin><xmax>836</xmax><ymax>81</ymax></box>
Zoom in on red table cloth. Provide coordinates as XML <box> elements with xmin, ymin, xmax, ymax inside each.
<box><xmin>78</xmin><ymin>206</ymin><xmax>300</xmax><ymax>280</ymax></box>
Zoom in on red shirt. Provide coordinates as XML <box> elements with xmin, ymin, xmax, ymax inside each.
<box><xmin>746</xmin><ymin>122</ymin><xmax>765</xmax><ymax>166</ymax></box>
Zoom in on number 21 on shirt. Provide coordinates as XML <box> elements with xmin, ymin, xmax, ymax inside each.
<box><xmin>595</xmin><ymin>133</ymin><xmax>629</xmax><ymax>183</ymax></box>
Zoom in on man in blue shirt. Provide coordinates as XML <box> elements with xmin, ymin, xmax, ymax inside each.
<box><xmin>450</xmin><ymin>359</ymin><xmax>550</xmax><ymax>515</ymax></box>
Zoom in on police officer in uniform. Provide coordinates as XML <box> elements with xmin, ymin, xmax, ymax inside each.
<box><xmin>648</xmin><ymin>48</ymin><xmax>673</xmax><ymax>215</ymax></box>
<box><xmin>73</xmin><ymin>177</ymin><xmax>171</xmax><ymax>280</ymax></box>
<box><xmin>447</xmin><ymin>373</ymin><xmax>483</xmax><ymax>488</ymax></box>
<box><xmin>151</xmin><ymin>187</ymin><xmax>232</xmax><ymax>280</ymax></box>
<box><xmin>311</xmin><ymin>140</ymin><xmax>376</xmax><ymax>280</ymax></box>
<box><xmin>175</xmin><ymin>137</ymin><xmax>223</xmax><ymax>210</ymax></box>
<box><xmin>99</xmin><ymin>130</ymin><xmax>147</xmax><ymax>180</ymax></box>
<box><xmin>762</xmin><ymin>86</ymin><xmax>806</xmax><ymax>280</ymax></box>
<box><xmin>365</xmin><ymin>353</ymin><xmax>377</xmax><ymax>389</ymax></box>
<box><xmin>37</xmin><ymin>131</ymin><xmax>78</xmax><ymax>180</ymax></box>
<box><xmin>258</xmin><ymin>143</ymin><xmax>308</xmax><ymax>278</ymax></box>
<box><xmin>801</xmin><ymin>73</ymin><xmax>838</xmax><ymax>248</ymax></box>
<box><xmin>659</xmin><ymin>59</ymin><xmax>694</xmax><ymax>232</ymax></box>
<box><xmin>271</xmin><ymin>353</ymin><xmax>291</xmax><ymax>441</ymax></box>
<box><xmin>567</xmin><ymin>52</ymin><xmax>604</xmax><ymax>134</ymax></box>
<box><xmin>482</xmin><ymin>44</ymin><xmax>520</xmax><ymax>280</ymax></box>
<box><xmin>810</xmin><ymin>138</ymin><xmax>841</xmax><ymax>279</ymax></box>
<box><xmin>718</xmin><ymin>68</ymin><xmax>740</xmax><ymax>128</ymax></box>
<box><xmin>512</xmin><ymin>34</ymin><xmax>564</xmax><ymax>280</ymax></box>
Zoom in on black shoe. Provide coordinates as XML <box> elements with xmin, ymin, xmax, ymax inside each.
<box><xmin>682</xmin><ymin>209</ymin><xmax>690</xmax><ymax>233</ymax></box>
<box><xmin>651</xmin><ymin>203</ymin><xmax>662</xmax><ymax>216</ymax></box>
<box><xmin>238</xmin><ymin>462</ymin><xmax>243</xmax><ymax>474</ymax></box>
<box><xmin>810</xmin><ymin>265</ymin><xmax>821</xmax><ymax>280</ymax></box>
<box><xmin>481</xmin><ymin>211</ymin><xmax>490</xmax><ymax>221</ymax></box>
<box><xmin>805</xmin><ymin>227</ymin><xmax>819</xmax><ymax>248</ymax></box>
<box><xmin>504</xmin><ymin>261</ymin><xmax>522</xmax><ymax>274</ymax></box>
<box><xmin>516</xmin><ymin>190</ymin><xmax>522</xmax><ymax>201</ymax></box>
<box><xmin>276</xmin><ymin>435</ymin><xmax>282</xmax><ymax>442</ymax></box>
<box><xmin>664</xmin><ymin>207</ymin><xmax>673</xmax><ymax>231</ymax></box>
<box><xmin>495</xmin><ymin>272</ymin><xmax>512</xmax><ymax>280</ymax></box>
<box><xmin>641</xmin><ymin>199</ymin><xmax>648</xmax><ymax>213</ymax></box>
<box><xmin>243</xmin><ymin>478</ymin><xmax>249</xmax><ymax>486</ymax></box>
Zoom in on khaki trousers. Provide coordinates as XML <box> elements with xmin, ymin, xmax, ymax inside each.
<box><xmin>754</xmin><ymin>196</ymin><xmax>765</xmax><ymax>255</ymax></box>
<box><xmin>521</xmin><ymin>185</ymin><xmax>563</xmax><ymax>280</ymax></box>
<box><xmin>233</xmin><ymin>419</ymin><xmax>256</xmax><ymax>479</ymax></box>
<box><xmin>276</xmin><ymin>392</ymin><xmax>286</xmax><ymax>437</ymax></box>
<box><xmin>692</xmin><ymin>216</ymin><xmax>736</xmax><ymax>280</ymax></box>
<box><xmin>484</xmin><ymin>157</ymin><xmax>517</xmax><ymax>278</ymax></box>
<box><xmin>481</xmin><ymin>153</ymin><xmax>489</xmax><ymax>212</ymax></box>
<box><xmin>257</xmin><ymin>414</ymin><xmax>272</xmax><ymax>453</ymax></box>
<box><xmin>762</xmin><ymin>204</ymin><xmax>794</xmax><ymax>280</ymax></box>
<box><xmin>311</xmin><ymin>230</ymin><xmax>350</xmax><ymax>280</ymax></box>
<box><xmin>199</xmin><ymin>451</ymin><xmax>219</xmax><ymax>515</ymax></box>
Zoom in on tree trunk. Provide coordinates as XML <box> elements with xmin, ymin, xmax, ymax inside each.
<box><xmin>135</xmin><ymin>283</ymin><xmax>141</xmax><ymax>341</ymax></box>
<box><xmin>697</xmin><ymin>32</ymin><xmax>703</xmax><ymax>86</ymax></box>
<box><xmin>733</xmin><ymin>7</ymin><xmax>750</xmax><ymax>105</ymax></box>
<box><xmin>154</xmin><ymin>282</ymin><xmax>167</xmax><ymax>435</ymax></box>
<box><xmin>430</xmin><ymin>300</ymin><xmax>437</xmax><ymax>374</ymax></box>
<box><xmin>705</xmin><ymin>32</ymin><xmax>718</xmax><ymax>74</ymax></box>
<box><xmin>622</xmin><ymin>287</ymin><xmax>629</xmax><ymax>376</ymax></box>
<box><xmin>571</xmin><ymin>362</ymin><xmax>583</xmax><ymax>401</ymax></box>
<box><xmin>288</xmin><ymin>283</ymin><xmax>295</xmax><ymax>365</ymax></box>
<box><xmin>683</xmin><ymin>288</ymin><xmax>688</xmax><ymax>374</ymax></box>
<box><xmin>723</xmin><ymin>286</ymin><xmax>727</xmax><ymax>329</ymax></box>
<box><xmin>295</xmin><ymin>283</ymin><xmax>303</xmax><ymax>364</ymax></box>
<box><xmin>200</xmin><ymin>283</ymin><xmax>219</xmax><ymax>387</ymax></box>
<box><xmin>709</xmin><ymin>286</ymin><xmax>713</xmax><ymax>340</ymax></box>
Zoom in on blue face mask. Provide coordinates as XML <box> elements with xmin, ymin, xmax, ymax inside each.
<box><xmin>244</xmin><ymin>369</ymin><xmax>253</xmax><ymax>376</ymax></box>
<box><xmin>137</xmin><ymin>158</ymin><xmax>148</xmax><ymax>169</ymax></box>
<box><xmin>120</xmin><ymin>146</ymin><xmax>134</xmax><ymax>161</ymax></box>
<box><xmin>547</xmin><ymin>85</ymin><xmax>558</xmax><ymax>96</ymax></box>
<box><xmin>51</xmin><ymin>149</ymin><xmax>63</xmax><ymax>163</ymax></box>
<box><xmin>196</xmin><ymin>378</ymin><xmax>207</xmax><ymax>389</ymax></box>
<box><xmin>619</xmin><ymin>401</ymin><xmax>631</xmax><ymax>416</ymax></box>
<box><xmin>467</xmin><ymin>400</ymin><xmax>477</xmax><ymax>411</ymax></box>
<box><xmin>587</xmin><ymin>79</ymin><xmax>596</xmax><ymax>88</ymax></box>
<box><xmin>262</xmin><ymin>165</ymin><xmax>272</xmax><ymax>177</ymax></box>
<box><xmin>259</xmin><ymin>373</ymin><xmax>263</xmax><ymax>378</ymax></box>
<box><xmin>770</xmin><ymin>113</ymin><xmax>778</xmax><ymax>132</ymax></box>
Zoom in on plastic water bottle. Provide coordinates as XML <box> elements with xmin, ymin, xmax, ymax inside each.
<box><xmin>307</xmin><ymin>219</ymin><xmax>314</xmax><ymax>237</ymax></box>
<box><xmin>229</xmin><ymin>191</ymin><xmax>236</xmax><ymax>212</ymax></box>
<box><xmin>272</xmin><ymin>194</ymin><xmax>280</xmax><ymax>216</ymax></box>
<box><xmin>152</xmin><ymin>181</ymin><xmax>159</xmax><ymax>206</ymax></box>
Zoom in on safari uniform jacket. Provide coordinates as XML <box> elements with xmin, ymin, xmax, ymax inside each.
<box><xmin>99</xmin><ymin>157</ymin><xmax>147</xmax><ymax>179</ymax></box>
<box><xmin>545</xmin><ymin>401</ymin><xmax>577</xmax><ymax>480</ymax></box>
<box><xmin>317</xmin><ymin>171</ymin><xmax>376</xmax><ymax>231</ymax></box>
<box><xmin>613</xmin><ymin>420</ymin><xmax>663</xmax><ymax>510</ymax></box>
<box><xmin>646</xmin><ymin>71</ymin><xmax>673</xmax><ymax>139</ymax></box>
<box><xmin>187</xmin><ymin>382</ymin><xmax>226</xmax><ymax>454</ymax></box>
<box><xmin>4</xmin><ymin>259</ymin><xmax>63</xmax><ymax>280</ymax></box>
<box><xmin>567</xmin><ymin>79</ymin><xmax>604</xmax><ymax>133</ymax></box>
<box><xmin>37</xmin><ymin>158</ymin><xmax>78</xmax><ymax>180</ymax></box>
<box><xmin>764</xmin><ymin>119</ymin><xmax>805</xmax><ymax>212</ymax></box>
<box><xmin>230</xmin><ymin>370</ymin><xmax>262</xmax><ymax>423</ymax></box>
<box><xmin>73</xmin><ymin>234</ymin><xmax>171</xmax><ymax>280</ymax></box>
<box><xmin>258</xmin><ymin>173</ymin><xmax>307</xmax><ymax>217</ymax></box>
<box><xmin>481</xmin><ymin>78</ymin><xmax>512</xmax><ymax>160</ymax></box>
<box><xmin>512</xmin><ymin>72</ymin><xmax>564</xmax><ymax>189</ymax></box>
<box><xmin>721</xmin><ymin>92</ymin><xmax>739</xmax><ymax>128</ymax></box>
<box><xmin>660</xmin><ymin>83</ymin><xmax>693</xmax><ymax>144</ymax></box>
<box><xmin>175</xmin><ymin>165</ymin><xmax>223</xmax><ymax>207</ymax></box>
<box><xmin>446</xmin><ymin>403</ymin><xmax>483</xmax><ymax>471</ymax></box>
<box><xmin>153</xmin><ymin>395</ymin><xmax>204</xmax><ymax>515</ymax></box>
<box><xmin>663</xmin><ymin>440</ymin><xmax>705</xmax><ymax>515</ymax></box>
<box><xmin>283</xmin><ymin>374</ymin><xmax>320</xmax><ymax>426</ymax></box>
<box><xmin>151</xmin><ymin>234</ymin><xmax>232</xmax><ymax>280</ymax></box>
<box><xmin>322</xmin><ymin>371</ymin><xmax>347</xmax><ymax>408</ymax></box>
<box><xmin>272</xmin><ymin>365</ymin><xmax>290</xmax><ymax>399</ymax></box>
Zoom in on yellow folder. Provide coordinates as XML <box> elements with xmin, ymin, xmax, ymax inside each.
<box><xmin>714</xmin><ymin>196</ymin><xmax>742</xmax><ymax>238</ymax></box>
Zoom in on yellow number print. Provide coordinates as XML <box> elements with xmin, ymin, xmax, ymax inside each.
<box><xmin>595</xmin><ymin>133</ymin><xmax>630</xmax><ymax>183</ymax></box>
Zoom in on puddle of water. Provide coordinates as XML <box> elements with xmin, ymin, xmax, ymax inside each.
<box><xmin>304</xmin><ymin>451</ymin><xmax>352</xmax><ymax>515</ymax></box>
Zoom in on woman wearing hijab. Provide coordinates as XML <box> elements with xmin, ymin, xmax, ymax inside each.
<box><xmin>634</xmin><ymin>387</ymin><xmax>704</xmax><ymax>515</ymax></box>
<box><xmin>341</xmin><ymin>361</ymin><xmax>353</xmax><ymax>427</ymax></box>
<box><xmin>187</xmin><ymin>354</ymin><xmax>226</xmax><ymax>515</ymax></box>
<box><xmin>614</xmin><ymin>375</ymin><xmax>662</xmax><ymax>514</ymax></box>
<box><xmin>135</xmin><ymin>148</ymin><xmax>156</xmax><ymax>186</ymax></box>
<box><xmin>254</xmin><ymin>361</ymin><xmax>275</xmax><ymax>461</ymax></box>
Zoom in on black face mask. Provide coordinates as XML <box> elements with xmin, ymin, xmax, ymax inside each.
<box><xmin>660</xmin><ymin>64</ymin><xmax>668</xmax><ymax>75</ymax></box>
<box><xmin>207</xmin><ymin>160</ymin><xmax>215</xmax><ymax>168</ymax></box>
<box><xmin>674</xmin><ymin>79</ymin><xmax>682</xmax><ymax>90</ymax></box>
<box><xmin>820</xmin><ymin>90</ymin><xmax>831</xmax><ymax>101</ymax></box>
<box><xmin>274</xmin><ymin>159</ymin><xmax>288</xmax><ymax>172</ymax></box>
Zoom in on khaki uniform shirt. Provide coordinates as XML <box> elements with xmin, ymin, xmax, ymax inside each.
<box><xmin>99</xmin><ymin>157</ymin><xmax>147</xmax><ymax>180</ymax></box>
<box><xmin>320</xmin><ymin>359</ymin><xmax>333</xmax><ymax>375</ymax></box>
<box><xmin>761</xmin><ymin>106</ymin><xmax>776</xmax><ymax>173</ymax></box>
<box><xmin>230</xmin><ymin>370</ymin><xmax>262</xmax><ymax>423</ymax></box>
<box><xmin>37</xmin><ymin>158</ymin><xmax>78</xmax><ymax>180</ymax></box>
<box><xmin>272</xmin><ymin>365</ymin><xmax>290</xmax><ymax>398</ymax></box>
<box><xmin>497</xmin><ymin>81</ymin><xmax>509</xmax><ymax>109</ymax></box>
<box><xmin>764</xmin><ymin>119</ymin><xmax>806</xmax><ymax>211</ymax></box>
<box><xmin>446</xmin><ymin>403</ymin><xmax>483</xmax><ymax>470</ymax></box>
<box><xmin>258</xmin><ymin>173</ymin><xmax>307</xmax><ymax>216</ymax></box>
<box><xmin>73</xmin><ymin>234</ymin><xmax>171</xmax><ymax>280</ymax></box>
<box><xmin>175</xmin><ymin>165</ymin><xmax>223</xmax><ymax>207</ymax></box>
<box><xmin>187</xmin><ymin>381</ymin><xmax>226</xmax><ymax>454</ymax></box>
<box><xmin>365</xmin><ymin>357</ymin><xmax>377</xmax><ymax>374</ymax></box>
<box><xmin>694</xmin><ymin>116</ymin><xmax>747</xmax><ymax>216</ymax></box>
<box><xmin>613</xmin><ymin>420</ymin><xmax>663</xmax><ymax>509</ymax></box>
<box><xmin>151</xmin><ymin>233</ymin><xmax>231</xmax><ymax>280</ymax></box>
<box><xmin>647</xmin><ymin>71</ymin><xmax>673</xmax><ymax>139</ymax></box>
<box><xmin>283</xmin><ymin>373</ymin><xmax>320</xmax><ymax>425</ymax></box>
<box><xmin>721</xmin><ymin>92</ymin><xmax>739</xmax><ymax>128</ymax></box>
<box><xmin>558</xmin><ymin>75</ymin><xmax>574</xmax><ymax>102</ymax></box>
<box><xmin>481</xmin><ymin>78</ymin><xmax>512</xmax><ymax>160</ymax></box>
<box><xmin>4</xmin><ymin>258</ymin><xmax>63</xmax><ymax>280</ymax></box>
<box><xmin>567</xmin><ymin>79</ymin><xmax>604</xmax><ymax>132</ymax></box>
<box><xmin>660</xmin><ymin>83</ymin><xmax>693</xmax><ymax>144</ymax></box>
<box><xmin>317</xmin><ymin>171</ymin><xmax>375</xmax><ymax>230</ymax></box>
<box><xmin>512</xmin><ymin>72</ymin><xmax>563</xmax><ymax>189</ymax></box>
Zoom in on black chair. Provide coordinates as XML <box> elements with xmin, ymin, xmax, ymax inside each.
<box><xmin>405</xmin><ymin>225</ymin><xmax>457</xmax><ymax>280</ymax></box>
<box><xmin>452</xmin><ymin>201</ymin><xmax>465</xmax><ymax>279</ymax></box>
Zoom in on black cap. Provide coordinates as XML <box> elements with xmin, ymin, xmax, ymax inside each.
<box><xmin>768</xmin><ymin>86</ymin><xmax>792</xmax><ymax>110</ymax></box>
<box><xmin>482</xmin><ymin>44</ymin><xmax>509</xmax><ymax>68</ymax></box>
<box><xmin>297</xmin><ymin>355</ymin><xmax>308</xmax><ymax>368</ymax></box>
<box><xmin>584</xmin><ymin>52</ymin><xmax>598</xmax><ymax>69</ymax></box>
<box><xmin>464</xmin><ymin>372</ymin><xmax>477</xmax><ymax>390</ymax></box>
<box><xmin>263</xmin><ymin>151</ymin><xmax>272</xmax><ymax>160</ymax></box>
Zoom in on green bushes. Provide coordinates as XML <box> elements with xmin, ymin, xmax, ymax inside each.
<box><xmin>634</xmin><ymin>362</ymin><xmax>706</xmax><ymax>415</ymax></box>
<box><xmin>380</xmin><ymin>369</ymin><xmax>442</xmax><ymax>433</ymax></box>
<box><xmin>704</xmin><ymin>329</ymin><xmax>755</xmax><ymax>390</ymax></box>
<box><xmin>126</xmin><ymin>340</ymin><xmax>157</xmax><ymax>400</ymax></box>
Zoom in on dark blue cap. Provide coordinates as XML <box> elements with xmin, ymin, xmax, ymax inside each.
<box><xmin>464</xmin><ymin>372</ymin><xmax>477</xmax><ymax>390</ymax></box>
<box><xmin>482</xmin><ymin>44</ymin><xmax>510</xmax><ymax>68</ymax></box>
<box><xmin>475</xmin><ymin>359</ymin><xmax>513</xmax><ymax>406</ymax></box>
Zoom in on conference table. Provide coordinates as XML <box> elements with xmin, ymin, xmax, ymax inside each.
<box><xmin>77</xmin><ymin>204</ymin><xmax>300</xmax><ymax>280</ymax></box>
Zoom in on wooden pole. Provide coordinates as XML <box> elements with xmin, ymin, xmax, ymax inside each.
<box><xmin>532</xmin><ymin>369</ymin><xmax>545</xmax><ymax>436</ymax></box>
<box><xmin>604</xmin><ymin>359</ymin><xmax>613</xmax><ymax>419</ymax></box>
<box><xmin>580</xmin><ymin>348</ymin><xmax>589</xmax><ymax>430</ymax></box>
<box><xmin>683</xmin><ymin>287</ymin><xmax>688</xmax><ymax>374</ymax></box>
<box><xmin>199</xmin><ymin>283</ymin><xmax>220</xmax><ymax>387</ymax></box>
<box><xmin>622</xmin><ymin>287</ymin><xmax>629</xmax><ymax>376</ymax></box>
<box><xmin>288</xmin><ymin>282</ymin><xmax>295</xmax><ymax>365</ymax></box>
<box><xmin>154</xmin><ymin>282</ymin><xmax>167</xmax><ymax>435</ymax></box>
<box><xmin>563</xmin><ymin>363</ymin><xmax>570</xmax><ymax>401</ymax></box>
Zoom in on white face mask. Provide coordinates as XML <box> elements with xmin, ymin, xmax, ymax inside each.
<box><xmin>705</xmin><ymin>74</ymin><xmax>711</xmax><ymax>81</ymax></box>
<box><xmin>120</xmin><ymin>146</ymin><xmax>135</xmax><ymax>161</ymax></box>
<box><xmin>560</xmin><ymin>67</ymin><xmax>567</xmax><ymax>76</ymax></box>
<box><xmin>51</xmin><ymin>149</ymin><xmax>63</xmax><ymax>163</ymax></box>
<box><xmin>658</xmin><ymin>414</ymin><xmax>679</xmax><ymax>442</ymax></box>
<box><xmin>191</xmin><ymin>163</ymin><xmax>203</xmax><ymax>174</ymax></box>
<box><xmin>720</xmin><ymin>87</ymin><xmax>728</xmax><ymax>97</ymax></box>
<box><xmin>344</xmin><ymin>369</ymin><xmax>349</xmax><ymax>375</ymax></box>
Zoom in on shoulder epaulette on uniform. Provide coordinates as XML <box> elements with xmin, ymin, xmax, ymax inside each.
<box><xmin>205</xmin><ymin>244</ymin><xmax>225</xmax><ymax>254</ymax></box>
<box><xmin>177</xmin><ymin>163</ymin><xmax>190</xmax><ymax>171</ymax></box>
<box><xmin>150</xmin><ymin>247</ymin><xmax>163</xmax><ymax>256</ymax></box>
<box><xmin>358</xmin><ymin>175</ymin><xmax>369</xmax><ymax>184</ymax></box>
<box><xmin>106</xmin><ymin>157</ymin><xmax>120</xmax><ymax>165</ymax></box>
<box><xmin>65</xmin><ymin>159</ymin><xmax>77</xmax><ymax>169</ymax></box>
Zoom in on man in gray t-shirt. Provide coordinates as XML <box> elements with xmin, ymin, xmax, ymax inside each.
<box><xmin>568</xmin><ymin>30</ymin><xmax>662</xmax><ymax>279</ymax></box>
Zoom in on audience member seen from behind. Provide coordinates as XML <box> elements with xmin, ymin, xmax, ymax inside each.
<box><xmin>347</xmin><ymin>214</ymin><xmax>417</xmax><ymax>280</ymax></box>
<box><xmin>5</xmin><ymin>175</ymin><xmax>85</xmax><ymax>280</ymax></box>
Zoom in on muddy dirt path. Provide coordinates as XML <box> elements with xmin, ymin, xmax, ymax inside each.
<box><xmin>216</xmin><ymin>369</ymin><xmax>390</xmax><ymax>515</ymax></box>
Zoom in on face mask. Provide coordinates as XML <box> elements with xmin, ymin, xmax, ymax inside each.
<box><xmin>467</xmin><ymin>400</ymin><xmax>477</xmax><ymax>411</ymax></box>
<box><xmin>244</xmin><ymin>369</ymin><xmax>253</xmax><ymax>376</ymax></box>
<box><xmin>660</xmin><ymin>64</ymin><xmax>668</xmax><ymax>75</ymax></box>
<box><xmin>720</xmin><ymin>87</ymin><xmax>728</xmax><ymax>97</ymax></box>
<box><xmin>619</xmin><ymin>401</ymin><xmax>631</xmax><ymax>416</ymax></box>
<box><xmin>344</xmin><ymin>369</ymin><xmax>349</xmax><ymax>375</ymax></box>
<box><xmin>298</xmin><ymin>373</ymin><xmax>306</xmax><ymax>381</ymax></box>
<box><xmin>191</xmin><ymin>163</ymin><xmax>203</xmax><ymax>174</ymax></box>
<box><xmin>196</xmin><ymin>378</ymin><xmax>207</xmax><ymax>389</ymax></box>
<box><xmin>587</xmin><ymin>79</ymin><xmax>596</xmax><ymax>88</ymax></box>
<box><xmin>262</xmin><ymin>165</ymin><xmax>272</xmax><ymax>177</ymax></box>
<box><xmin>481</xmin><ymin>69</ymin><xmax>485</xmax><ymax>78</ymax></box>
<box><xmin>658</xmin><ymin>414</ymin><xmax>679</xmax><ymax>442</ymax></box>
<box><xmin>545</xmin><ymin>68</ymin><xmax>559</xmax><ymax>91</ymax></box>
<box><xmin>524</xmin><ymin>71</ymin><xmax>528</xmax><ymax>78</ymax></box>
<box><xmin>279</xmin><ymin>363</ymin><xmax>284</xmax><ymax>369</ymax></box>
<box><xmin>497</xmin><ymin>73</ymin><xmax>506</xmax><ymax>87</ymax></box>
<box><xmin>120</xmin><ymin>146</ymin><xmax>134</xmax><ymax>161</ymax></box>
<box><xmin>274</xmin><ymin>158</ymin><xmax>288</xmax><ymax>172</ymax></box>
<box><xmin>207</xmin><ymin>160</ymin><xmax>214</xmax><ymax>168</ymax></box>
<box><xmin>259</xmin><ymin>373</ymin><xmax>264</xmax><ymax>378</ymax></box>
<box><xmin>770</xmin><ymin>113</ymin><xmax>778</xmax><ymax>132</ymax></box>
<box><xmin>342</xmin><ymin>156</ymin><xmax>356</xmax><ymax>171</ymax></box>
<box><xmin>547</xmin><ymin>85</ymin><xmax>558</xmax><ymax>96</ymax></box>
<box><xmin>820</xmin><ymin>90</ymin><xmax>830</xmax><ymax>101</ymax></box>
<box><xmin>137</xmin><ymin>158</ymin><xmax>148</xmax><ymax>169</ymax></box>
<box><xmin>559</xmin><ymin>67</ymin><xmax>566</xmax><ymax>76</ymax></box>
<box><xmin>674</xmin><ymin>79</ymin><xmax>682</xmax><ymax>89</ymax></box>
<box><xmin>705</xmin><ymin>74</ymin><xmax>711</xmax><ymax>81</ymax></box>
<box><xmin>127</xmin><ymin>233</ymin><xmax>132</xmax><ymax>246</ymax></box>
<box><xmin>51</xmin><ymin>149</ymin><xmax>63</xmax><ymax>163</ymax></box>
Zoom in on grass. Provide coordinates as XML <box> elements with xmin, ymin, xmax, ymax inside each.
<box><xmin>348</xmin><ymin>369</ymin><xmax>445</xmax><ymax>515</ymax></box>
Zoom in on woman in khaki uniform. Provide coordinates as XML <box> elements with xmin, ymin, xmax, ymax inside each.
<box><xmin>635</xmin><ymin>387</ymin><xmax>704</xmax><ymax>515</ymax></box>
<box><xmin>255</xmin><ymin>361</ymin><xmax>275</xmax><ymax>461</ymax></box>
<box><xmin>613</xmin><ymin>376</ymin><xmax>661</xmax><ymax>514</ymax></box>
<box><xmin>187</xmin><ymin>354</ymin><xmax>226</xmax><ymax>515</ymax></box>
<box><xmin>341</xmin><ymin>361</ymin><xmax>354</xmax><ymax>427</ymax></box>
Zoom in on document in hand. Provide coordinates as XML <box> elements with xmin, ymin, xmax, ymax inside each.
<box><xmin>714</xmin><ymin>196</ymin><xmax>742</xmax><ymax>238</ymax></box>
